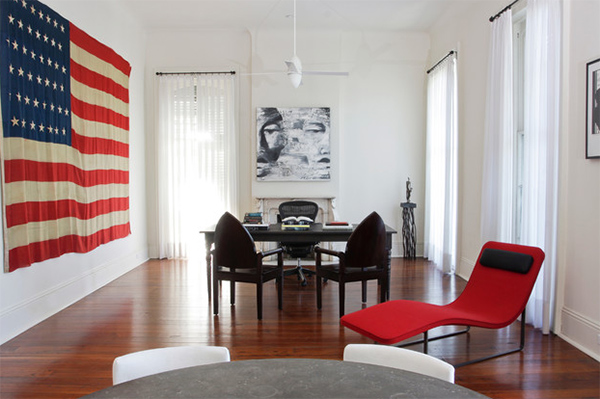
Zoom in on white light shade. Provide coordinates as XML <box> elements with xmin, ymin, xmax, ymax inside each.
<box><xmin>288</xmin><ymin>72</ymin><xmax>302</xmax><ymax>88</ymax></box>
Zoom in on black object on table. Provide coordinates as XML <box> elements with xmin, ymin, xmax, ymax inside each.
<box><xmin>83</xmin><ymin>358</ymin><xmax>488</xmax><ymax>399</ymax></box>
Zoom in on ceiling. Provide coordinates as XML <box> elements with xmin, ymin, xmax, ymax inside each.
<box><xmin>116</xmin><ymin>0</ymin><xmax>472</xmax><ymax>32</ymax></box>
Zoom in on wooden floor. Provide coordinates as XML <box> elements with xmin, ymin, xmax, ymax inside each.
<box><xmin>0</xmin><ymin>257</ymin><xmax>598</xmax><ymax>398</ymax></box>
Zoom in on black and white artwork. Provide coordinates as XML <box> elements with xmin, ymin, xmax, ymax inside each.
<box><xmin>586</xmin><ymin>58</ymin><xmax>600</xmax><ymax>158</ymax></box>
<box><xmin>257</xmin><ymin>107</ymin><xmax>331</xmax><ymax>180</ymax></box>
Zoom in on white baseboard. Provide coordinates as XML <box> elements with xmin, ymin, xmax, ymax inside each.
<box><xmin>0</xmin><ymin>250</ymin><xmax>148</xmax><ymax>345</ymax></box>
<box><xmin>559</xmin><ymin>306</ymin><xmax>600</xmax><ymax>361</ymax></box>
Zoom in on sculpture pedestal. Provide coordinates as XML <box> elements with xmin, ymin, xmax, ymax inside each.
<box><xmin>400</xmin><ymin>202</ymin><xmax>416</xmax><ymax>259</ymax></box>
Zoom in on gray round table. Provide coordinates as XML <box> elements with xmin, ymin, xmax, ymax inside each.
<box><xmin>84</xmin><ymin>358</ymin><xmax>488</xmax><ymax>398</ymax></box>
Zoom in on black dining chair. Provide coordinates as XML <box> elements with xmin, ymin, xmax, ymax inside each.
<box><xmin>278</xmin><ymin>200</ymin><xmax>319</xmax><ymax>286</ymax></box>
<box><xmin>212</xmin><ymin>212</ymin><xmax>284</xmax><ymax>320</ymax></box>
<box><xmin>315</xmin><ymin>211</ymin><xmax>388</xmax><ymax>317</ymax></box>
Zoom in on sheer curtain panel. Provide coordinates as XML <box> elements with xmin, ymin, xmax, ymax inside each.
<box><xmin>157</xmin><ymin>73</ymin><xmax>237</xmax><ymax>259</ymax></box>
<box><xmin>522</xmin><ymin>0</ymin><xmax>561</xmax><ymax>334</ymax></box>
<box><xmin>424</xmin><ymin>53</ymin><xmax>458</xmax><ymax>273</ymax></box>
<box><xmin>480</xmin><ymin>12</ymin><xmax>514</xmax><ymax>244</ymax></box>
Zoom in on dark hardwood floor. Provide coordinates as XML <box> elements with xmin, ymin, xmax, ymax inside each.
<box><xmin>0</xmin><ymin>257</ymin><xmax>598</xmax><ymax>398</ymax></box>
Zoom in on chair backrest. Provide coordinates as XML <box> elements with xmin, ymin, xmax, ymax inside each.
<box><xmin>450</xmin><ymin>241</ymin><xmax>545</xmax><ymax>326</ymax></box>
<box><xmin>278</xmin><ymin>201</ymin><xmax>319</xmax><ymax>221</ymax></box>
<box><xmin>344</xmin><ymin>211</ymin><xmax>387</xmax><ymax>269</ymax></box>
<box><xmin>343</xmin><ymin>344</ymin><xmax>455</xmax><ymax>383</ymax></box>
<box><xmin>213</xmin><ymin>212</ymin><xmax>257</xmax><ymax>269</ymax></box>
<box><xmin>112</xmin><ymin>345</ymin><xmax>231</xmax><ymax>385</ymax></box>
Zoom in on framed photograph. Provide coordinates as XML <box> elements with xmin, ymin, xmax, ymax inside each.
<box><xmin>586</xmin><ymin>58</ymin><xmax>600</xmax><ymax>158</ymax></box>
<box><xmin>256</xmin><ymin>107</ymin><xmax>331</xmax><ymax>181</ymax></box>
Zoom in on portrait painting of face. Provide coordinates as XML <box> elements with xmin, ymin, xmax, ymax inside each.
<box><xmin>257</xmin><ymin>107</ymin><xmax>331</xmax><ymax>181</ymax></box>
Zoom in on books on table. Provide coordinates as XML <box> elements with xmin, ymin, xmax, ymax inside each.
<box><xmin>281</xmin><ymin>216</ymin><xmax>313</xmax><ymax>230</ymax></box>
<box><xmin>323</xmin><ymin>221</ymin><xmax>353</xmax><ymax>230</ymax></box>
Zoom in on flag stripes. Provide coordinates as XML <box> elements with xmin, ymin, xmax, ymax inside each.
<box><xmin>1</xmin><ymin>0</ymin><xmax>131</xmax><ymax>272</ymax></box>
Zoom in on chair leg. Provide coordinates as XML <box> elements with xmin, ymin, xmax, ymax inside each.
<box><xmin>316</xmin><ymin>275</ymin><xmax>322</xmax><ymax>309</ymax></box>
<box><xmin>339</xmin><ymin>282</ymin><xmax>345</xmax><ymax>317</ymax></box>
<box><xmin>213</xmin><ymin>274</ymin><xmax>219</xmax><ymax>316</ymax></box>
<box><xmin>257</xmin><ymin>282</ymin><xmax>263</xmax><ymax>320</ymax></box>
<box><xmin>361</xmin><ymin>281</ymin><xmax>367</xmax><ymax>303</ymax></box>
<box><xmin>379</xmin><ymin>277</ymin><xmax>387</xmax><ymax>303</ymax></box>
<box><xmin>230</xmin><ymin>281</ymin><xmax>235</xmax><ymax>305</ymax></box>
<box><xmin>277</xmin><ymin>273</ymin><xmax>283</xmax><ymax>310</ymax></box>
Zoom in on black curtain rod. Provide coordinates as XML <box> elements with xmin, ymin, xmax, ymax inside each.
<box><xmin>155</xmin><ymin>71</ymin><xmax>236</xmax><ymax>76</ymax></box>
<box><xmin>489</xmin><ymin>0</ymin><xmax>521</xmax><ymax>22</ymax></box>
<box><xmin>427</xmin><ymin>50</ymin><xmax>456</xmax><ymax>74</ymax></box>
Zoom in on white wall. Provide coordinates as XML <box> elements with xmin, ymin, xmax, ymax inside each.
<box><xmin>144</xmin><ymin>26</ymin><xmax>430</xmax><ymax>257</ymax></box>
<box><xmin>557</xmin><ymin>0</ymin><xmax>600</xmax><ymax>361</ymax></box>
<box><xmin>0</xmin><ymin>0</ymin><xmax>148</xmax><ymax>344</ymax></box>
<box><xmin>429</xmin><ymin>0</ymin><xmax>600</xmax><ymax>360</ymax></box>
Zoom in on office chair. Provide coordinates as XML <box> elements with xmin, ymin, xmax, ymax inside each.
<box><xmin>341</xmin><ymin>241</ymin><xmax>545</xmax><ymax>367</ymax></box>
<box><xmin>278</xmin><ymin>200</ymin><xmax>319</xmax><ymax>286</ymax></box>
<box><xmin>315</xmin><ymin>211</ymin><xmax>388</xmax><ymax>317</ymax></box>
<box><xmin>112</xmin><ymin>345</ymin><xmax>230</xmax><ymax>385</ymax></box>
<box><xmin>343</xmin><ymin>344</ymin><xmax>455</xmax><ymax>383</ymax></box>
<box><xmin>212</xmin><ymin>212</ymin><xmax>284</xmax><ymax>320</ymax></box>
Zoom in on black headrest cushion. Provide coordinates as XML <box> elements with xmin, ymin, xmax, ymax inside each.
<box><xmin>480</xmin><ymin>248</ymin><xmax>534</xmax><ymax>274</ymax></box>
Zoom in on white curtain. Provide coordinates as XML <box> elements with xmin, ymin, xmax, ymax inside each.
<box><xmin>522</xmin><ymin>0</ymin><xmax>561</xmax><ymax>334</ymax></box>
<box><xmin>481</xmin><ymin>12</ymin><xmax>514</xmax><ymax>244</ymax></box>
<box><xmin>424</xmin><ymin>53</ymin><xmax>458</xmax><ymax>273</ymax></box>
<box><xmin>157</xmin><ymin>73</ymin><xmax>237</xmax><ymax>259</ymax></box>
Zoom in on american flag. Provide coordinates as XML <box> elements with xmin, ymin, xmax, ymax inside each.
<box><xmin>1</xmin><ymin>0</ymin><xmax>131</xmax><ymax>272</ymax></box>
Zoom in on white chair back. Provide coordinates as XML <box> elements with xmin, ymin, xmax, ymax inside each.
<box><xmin>112</xmin><ymin>345</ymin><xmax>231</xmax><ymax>385</ymax></box>
<box><xmin>343</xmin><ymin>344</ymin><xmax>455</xmax><ymax>383</ymax></box>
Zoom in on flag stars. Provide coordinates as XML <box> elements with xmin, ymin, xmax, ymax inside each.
<box><xmin>36</xmin><ymin>75</ymin><xmax>42</xmax><ymax>84</ymax></box>
<box><xmin>24</xmin><ymin>96</ymin><xmax>30</xmax><ymax>104</ymax></box>
<box><xmin>38</xmin><ymin>10</ymin><xmax>43</xmax><ymax>19</ymax></box>
<box><xmin>16</xmin><ymin>92</ymin><xmax>22</xmax><ymax>101</ymax></box>
<box><xmin>18</xmin><ymin>67</ymin><xmax>24</xmax><ymax>76</ymax></box>
<box><xmin>9</xmin><ymin>64</ymin><xmax>14</xmax><ymax>74</ymax></box>
<box><xmin>11</xmin><ymin>116</ymin><xmax>19</xmax><ymax>126</ymax></box>
<box><xmin>30</xmin><ymin>5</ymin><xmax>35</xmax><ymax>14</ymax></box>
<box><xmin>27</xmin><ymin>72</ymin><xmax>33</xmax><ymax>81</ymax></box>
<box><xmin>30</xmin><ymin>50</ymin><xmax>36</xmax><ymax>59</ymax></box>
<box><xmin>21</xmin><ymin>0</ymin><xmax>28</xmax><ymax>8</ymax></box>
<box><xmin>35</xmin><ymin>30</ymin><xmax>40</xmax><ymax>39</ymax></box>
<box><xmin>44</xmin><ymin>78</ymin><xmax>50</xmax><ymax>86</ymax></box>
<box><xmin>21</xmin><ymin>120</ymin><xmax>27</xmax><ymax>128</ymax></box>
<box><xmin>51</xmin><ymin>38</ymin><xmax>56</xmax><ymax>47</ymax></box>
<box><xmin>50</xmin><ymin>103</ymin><xmax>55</xmax><ymax>111</ymax></box>
<box><xmin>52</xmin><ymin>82</ymin><xmax>58</xmax><ymax>90</ymax></box>
<box><xmin>22</xmin><ymin>45</ymin><xmax>27</xmax><ymax>55</ymax></box>
<box><xmin>27</xmin><ymin>25</ymin><xmax>32</xmax><ymax>34</ymax></box>
<box><xmin>46</xmin><ymin>15</ymin><xmax>51</xmax><ymax>24</ymax></box>
<box><xmin>17</xmin><ymin>20</ymin><xmax>24</xmax><ymax>29</ymax></box>
<box><xmin>38</xmin><ymin>123</ymin><xmax>45</xmax><ymax>132</ymax></box>
<box><xmin>43</xmin><ymin>34</ymin><xmax>48</xmax><ymax>42</ymax></box>
<box><xmin>8</xmin><ymin>14</ymin><xmax>15</xmax><ymax>24</ymax></box>
<box><xmin>30</xmin><ymin>121</ymin><xmax>36</xmax><ymax>130</ymax></box>
<box><xmin>12</xmin><ymin>40</ymin><xmax>18</xmax><ymax>50</ymax></box>
<box><xmin>58</xmin><ymin>43</ymin><xmax>62</xmax><ymax>51</ymax></box>
<box><xmin>53</xmin><ymin>20</ymin><xmax>58</xmax><ymax>28</ymax></box>
<box><xmin>33</xmin><ymin>98</ymin><xmax>39</xmax><ymax>107</ymax></box>
<box><xmin>39</xmin><ymin>55</ymin><xmax>44</xmax><ymax>64</ymax></box>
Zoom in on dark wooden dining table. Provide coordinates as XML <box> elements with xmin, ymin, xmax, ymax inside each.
<box><xmin>83</xmin><ymin>358</ymin><xmax>488</xmax><ymax>398</ymax></box>
<box><xmin>200</xmin><ymin>222</ymin><xmax>397</xmax><ymax>299</ymax></box>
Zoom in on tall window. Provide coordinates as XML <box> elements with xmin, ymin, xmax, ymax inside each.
<box><xmin>513</xmin><ymin>15</ymin><xmax>526</xmax><ymax>244</ymax></box>
<box><xmin>481</xmin><ymin>0</ymin><xmax>560</xmax><ymax>334</ymax></box>
<box><xmin>424</xmin><ymin>53</ymin><xmax>458</xmax><ymax>273</ymax></box>
<box><xmin>157</xmin><ymin>73</ymin><xmax>237</xmax><ymax>259</ymax></box>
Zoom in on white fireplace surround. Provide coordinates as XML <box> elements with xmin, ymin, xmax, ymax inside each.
<box><xmin>255</xmin><ymin>197</ymin><xmax>337</xmax><ymax>224</ymax></box>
